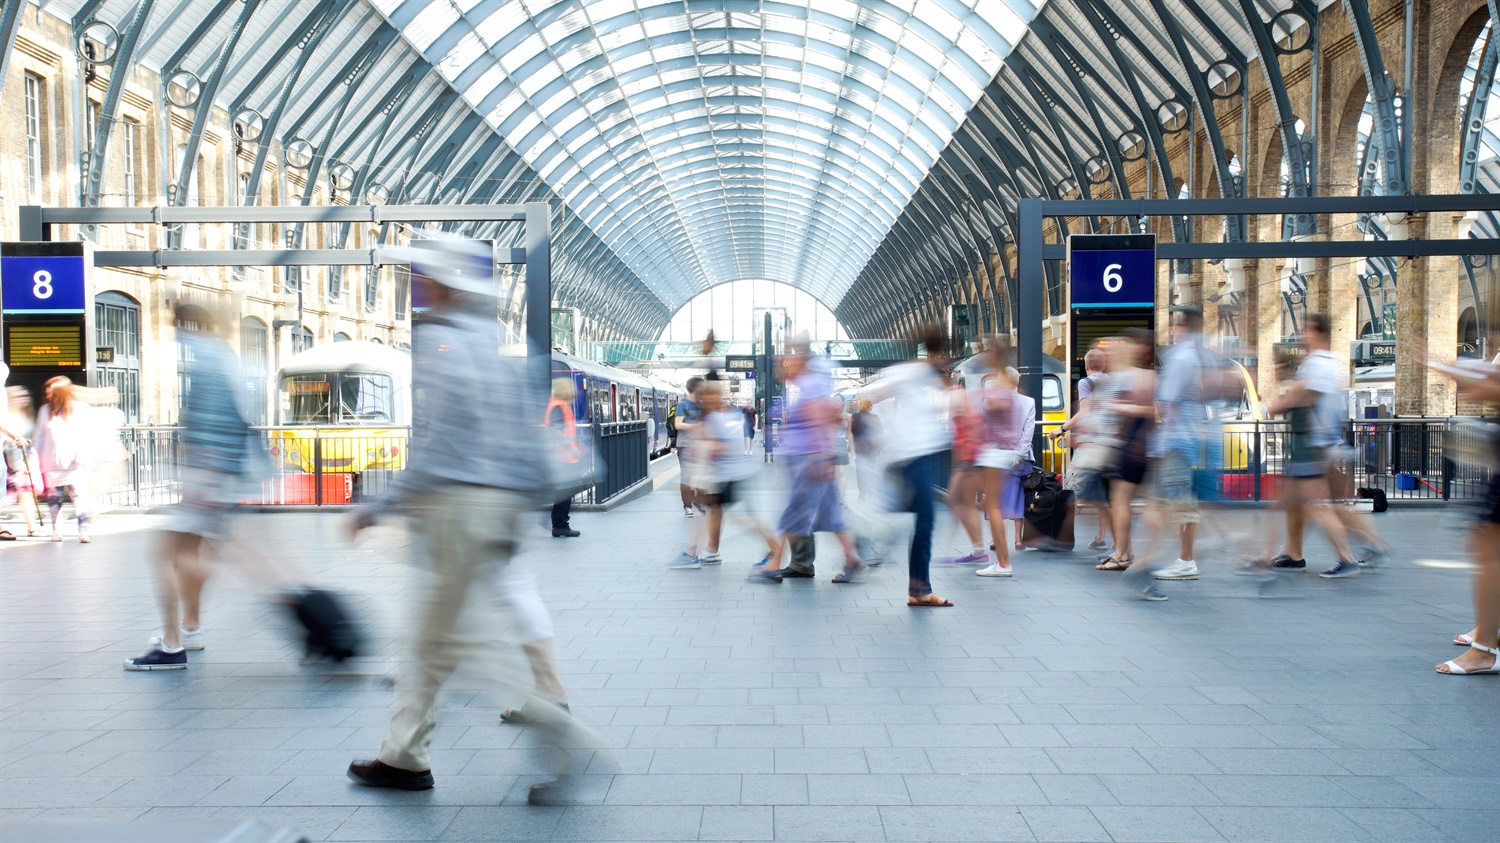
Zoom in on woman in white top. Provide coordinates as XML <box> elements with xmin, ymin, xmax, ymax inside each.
<box><xmin>32</xmin><ymin>377</ymin><xmax>97</xmax><ymax>543</ymax></box>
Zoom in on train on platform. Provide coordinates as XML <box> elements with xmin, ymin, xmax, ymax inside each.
<box><xmin>271</xmin><ymin>344</ymin><xmax>682</xmax><ymax>496</ymax></box>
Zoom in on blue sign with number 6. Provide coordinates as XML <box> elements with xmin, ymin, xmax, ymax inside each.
<box><xmin>1</xmin><ymin>255</ymin><xmax>88</xmax><ymax>314</ymax></box>
<box><xmin>1068</xmin><ymin>234</ymin><xmax>1156</xmax><ymax>309</ymax></box>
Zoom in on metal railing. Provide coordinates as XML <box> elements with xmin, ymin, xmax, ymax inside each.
<box><xmin>96</xmin><ymin>423</ymin><xmax>655</xmax><ymax>508</ymax></box>
<box><xmin>1023</xmin><ymin>417</ymin><xmax>1496</xmax><ymax>503</ymax></box>
<box><xmin>584</xmin><ymin>420</ymin><xmax>650</xmax><ymax>504</ymax></box>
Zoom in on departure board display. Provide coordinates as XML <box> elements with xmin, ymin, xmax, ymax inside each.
<box><xmin>8</xmin><ymin>324</ymin><xmax>84</xmax><ymax>368</ymax></box>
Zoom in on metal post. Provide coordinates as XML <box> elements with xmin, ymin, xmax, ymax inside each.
<box><xmin>1253</xmin><ymin>422</ymin><xmax>1263</xmax><ymax>502</ymax></box>
<box><xmin>314</xmin><ymin>434</ymin><xmax>323</xmax><ymax>506</ymax></box>
<box><xmin>1017</xmin><ymin>199</ymin><xmax>1046</xmax><ymax>463</ymax></box>
<box><xmin>524</xmin><ymin>203</ymin><xmax>552</xmax><ymax>406</ymax></box>
<box><xmin>762</xmin><ymin>312</ymin><xmax>774</xmax><ymax>462</ymax></box>
<box><xmin>18</xmin><ymin>206</ymin><xmax>46</xmax><ymax>241</ymax></box>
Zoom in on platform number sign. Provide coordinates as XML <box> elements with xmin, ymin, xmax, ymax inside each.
<box><xmin>1067</xmin><ymin>234</ymin><xmax>1156</xmax><ymax>310</ymax></box>
<box><xmin>0</xmin><ymin>244</ymin><xmax>89</xmax><ymax>314</ymax></box>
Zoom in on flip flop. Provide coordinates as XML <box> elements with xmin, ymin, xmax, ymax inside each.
<box><xmin>908</xmin><ymin>594</ymin><xmax>953</xmax><ymax>607</ymax></box>
<box><xmin>0</xmin><ymin>530</ymin><xmax>16</xmax><ymax>541</ymax></box>
<box><xmin>1095</xmin><ymin>557</ymin><xmax>1132</xmax><ymax>571</ymax></box>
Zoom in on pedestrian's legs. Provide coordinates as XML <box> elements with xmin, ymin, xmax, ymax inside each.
<box><xmin>70</xmin><ymin>477</ymin><xmax>90</xmax><ymax>527</ymax></box>
<box><xmin>904</xmin><ymin>453</ymin><xmax>938</xmax><ymax>595</ymax></box>
<box><xmin>706</xmin><ymin>501</ymin><xmax>724</xmax><ymax>553</ymax></box>
<box><xmin>46</xmin><ymin>486</ymin><xmax>64</xmax><ymax>535</ymax></box>
<box><xmin>379</xmin><ymin>501</ymin><xmax>482</xmax><ymax>773</ymax></box>
<box><xmin>1442</xmin><ymin>523</ymin><xmax>1500</xmax><ymax>673</ymax></box>
<box><xmin>550</xmin><ymin>497</ymin><xmax>571</xmax><ymax>530</ymax></box>
<box><xmin>1107</xmin><ymin>478</ymin><xmax>1138</xmax><ymax>562</ymax></box>
<box><xmin>983</xmin><ymin>468</ymin><xmax>1010</xmax><ymax>568</ymax></box>
<box><xmin>153</xmin><ymin>532</ymin><xmax>200</xmax><ymax>651</ymax></box>
<box><xmin>1283</xmin><ymin>496</ymin><xmax>1306</xmax><ymax>559</ymax></box>
<box><xmin>946</xmin><ymin>470</ymin><xmax>983</xmax><ymax>550</ymax></box>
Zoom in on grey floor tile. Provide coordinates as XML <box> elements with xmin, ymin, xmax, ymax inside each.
<box><xmin>878</xmin><ymin>805</ymin><xmax>1035</xmax><ymax>842</ymax></box>
<box><xmin>550</xmin><ymin>805</ymin><xmax>703</xmax><ymax>841</ymax></box>
<box><xmin>774</xmin><ymin>747</ymin><xmax>868</xmax><ymax>774</ymax></box>
<box><xmin>648</xmin><ymin>747</ymin><xmax>773</xmax><ymax>775</ymax></box>
<box><xmin>327</xmin><ymin>805</ymin><xmax>460</xmax><ymax>841</ymax></box>
<box><xmin>1197</xmin><ymin>806</ymin><xmax>1370</xmax><ymax>842</ymax></box>
<box><xmin>1031</xmin><ymin>774</ymin><xmax>1118</xmax><ymax>806</ymax></box>
<box><xmin>901</xmin><ymin>774</ymin><xmax>1048</xmax><ymax>806</ymax></box>
<box><xmin>1018</xmin><ymin>805</ymin><xmax>1113</xmax><ymax>842</ymax></box>
<box><xmin>439</xmin><ymin>806</ymin><xmax>564</xmax><ymax>841</ymax></box>
<box><xmin>772</xmin><ymin>805</ymin><xmax>883</xmax><ymax>842</ymax></box>
<box><xmin>1099</xmin><ymin>773</ymin><xmax>1221</xmax><ymax>807</ymax></box>
<box><xmin>604</xmin><ymin>774</ymin><xmax>740</xmax><ymax>805</ymax></box>
<box><xmin>806</xmin><ymin>773</ymin><xmax>909</xmax><ymax>805</ymax></box>
<box><xmin>1090</xmin><ymin>805</ymin><xmax>1227</xmax><ymax>842</ymax></box>
<box><xmin>1337</xmin><ymin>807</ymin><xmax>1455</xmax><ymax>843</ymax></box>
<box><xmin>699</xmin><ymin>805</ymin><xmax>773</xmax><ymax>841</ymax></box>
<box><xmin>740</xmin><ymin>774</ymin><xmax>807</xmax><ymax>805</ymax></box>
<box><xmin>1045</xmin><ymin>748</ymin><xmax>1155</xmax><ymax>774</ymax></box>
<box><xmin>211</xmin><ymin>806</ymin><xmax>357</xmax><ymax>841</ymax></box>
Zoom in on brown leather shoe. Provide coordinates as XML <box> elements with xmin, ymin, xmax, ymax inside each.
<box><xmin>347</xmin><ymin>758</ymin><xmax>434</xmax><ymax>790</ymax></box>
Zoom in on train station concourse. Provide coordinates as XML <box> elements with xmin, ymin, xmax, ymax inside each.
<box><xmin>4</xmin><ymin>0</ymin><xmax>1500</xmax><ymax>840</ymax></box>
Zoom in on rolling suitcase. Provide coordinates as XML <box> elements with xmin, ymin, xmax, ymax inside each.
<box><xmin>287</xmin><ymin>588</ymin><xmax>363</xmax><ymax>663</ymax></box>
<box><xmin>1020</xmin><ymin>488</ymin><xmax>1075</xmax><ymax>552</ymax></box>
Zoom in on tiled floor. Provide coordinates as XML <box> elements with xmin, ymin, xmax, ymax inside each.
<box><xmin>1</xmin><ymin>477</ymin><xmax>1498</xmax><ymax>842</ymax></box>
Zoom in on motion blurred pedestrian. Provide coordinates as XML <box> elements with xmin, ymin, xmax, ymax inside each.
<box><xmin>697</xmin><ymin>381</ymin><xmax>776</xmax><ymax>566</ymax></box>
<box><xmin>861</xmin><ymin>325</ymin><xmax>953</xmax><ymax>605</ymax></box>
<box><xmin>1004</xmin><ymin>366</ymin><xmax>1037</xmax><ymax>554</ymax></box>
<box><xmin>1263</xmin><ymin>314</ymin><xmax>1361</xmax><ymax>579</ymax></box>
<box><xmin>974</xmin><ymin>344</ymin><xmax>1016</xmax><ymax>577</ymax></box>
<box><xmin>547</xmin><ymin>377</ymin><xmax>582</xmax><ymax>538</ymax></box>
<box><xmin>1095</xmin><ymin>330</ymin><xmax>1156</xmax><ymax>578</ymax></box>
<box><xmin>676</xmin><ymin>376</ymin><xmax>706</xmax><ymax>520</ymax></box>
<box><xmin>348</xmin><ymin>241</ymin><xmax>592</xmax><ymax>804</ymax></box>
<box><xmin>32</xmin><ymin>377</ymin><xmax>109</xmax><ymax>544</ymax></box>
<box><xmin>1051</xmin><ymin>346</ymin><xmax>1111</xmax><ymax>552</ymax></box>
<box><xmin>2</xmin><ymin>386</ymin><xmax>39</xmax><ymax>539</ymax></box>
<box><xmin>1429</xmin><ymin>355</ymin><xmax>1500</xmax><ymax>674</ymax></box>
<box><xmin>126</xmin><ymin>305</ymin><xmax>349</xmax><ymax>671</ymax></box>
<box><xmin>750</xmin><ymin>334</ymin><xmax>862</xmax><ymax>583</ymax></box>
<box><xmin>670</xmin><ymin>378</ymin><xmax>711</xmax><ymax>569</ymax></box>
<box><xmin>941</xmin><ymin>375</ymin><xmax>987</xmax><ymax>565</ymax></box>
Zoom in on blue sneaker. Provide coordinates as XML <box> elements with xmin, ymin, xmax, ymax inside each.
<box><xmin>668</xmin><ymin>553</ymin><xmax>701</xmax><ymax>570</ymax></box>
<box><xmin>747</xmin><ymin>568</ymin><xmax>783</xmax><ymax>583</ymax></box>
<box><xmin>124</xmin><ymin>637</ymin><xmax>187</xmax><ymax>671</ymax></box>
<box><xmin>1356</xmin><ymin>545</ymin><xmax>1388</xmax><ymax>568</ymax></box>
<box><xmin>1319</xmin><ymin>560</ymin><xmax>1361</xmax><ymax>578</ymax></box>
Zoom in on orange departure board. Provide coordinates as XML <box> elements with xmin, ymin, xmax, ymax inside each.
<box><xmin>8</xmin><ymin>324</ymin><xmax>84</xmax><ymax>368</ymax></box>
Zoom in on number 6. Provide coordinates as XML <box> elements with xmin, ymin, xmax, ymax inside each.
<box><xmin>1103</xmin><ymin>263</ymin><xmax>1123</xmax><ymax>293</ymax></box>
<box><xmin>32</xmin><ymin>270</ymin><xmax>53</xmax><ymax>299</ymax></box>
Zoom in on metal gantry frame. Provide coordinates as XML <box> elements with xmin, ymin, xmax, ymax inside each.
<box><xmin>17</xmin><ymin>203</ymin><xmax>555</xmax><ymax>397</ymax></box>
<box><xmin>1016</xmin><ymin>194</ymin><xmax>1500</xmax><ymax>455</ymax></box>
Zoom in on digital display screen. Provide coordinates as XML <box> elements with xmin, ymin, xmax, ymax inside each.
<box><xmin>8</xmin><ymin>324</ymin><xmax>84</xmax><ymax>368</ymax></box>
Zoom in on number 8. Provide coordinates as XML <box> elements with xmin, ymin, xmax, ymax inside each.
<box><xmin>1103</xmin><ymin>263</ymin><xmax>1123</xmax><ymax>293</ymax></box>
<box><xmin>32</xmin><ymin>270</ymin><xmax>53</xmax><ymax>299</ymax></box>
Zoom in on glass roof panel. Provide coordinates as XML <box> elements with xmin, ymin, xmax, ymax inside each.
<box><xmin>378</xmin><ymin>0</ymin><xmax>1047</xmax><ymax>307</ymax></box>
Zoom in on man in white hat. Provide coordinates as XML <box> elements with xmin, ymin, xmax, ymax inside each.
<box><xmin>347</xmin><ymin>239</ymin><xmax>588</xmax><ymax>803</ymax></box>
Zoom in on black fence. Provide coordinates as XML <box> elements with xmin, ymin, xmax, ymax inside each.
<box><xmin>1023</xmin><ymin>418</ymin><xmax>1495</xmax><ymax>503</ymax></box>
<box><xmin>96</xmin><ymin>423</ymin><xmax>653</xmax><ymax>508</ymax></box>
<box><xmin>584</xmin><ymin>420</ymin><xmax>650</xmax><ymax>504</ymax></box>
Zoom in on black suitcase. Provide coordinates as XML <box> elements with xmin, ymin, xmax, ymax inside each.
<box><xmin>288</xmin><ymin>588</ymin><xmax>363</xmax><ymax>663</ymax></box>
<box><xmin>1021</xmin><ymin>488</ymin><xmax>1075</xmax><ymax>551</ymax></box>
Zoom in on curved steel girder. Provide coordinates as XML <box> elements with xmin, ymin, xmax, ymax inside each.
<box><xmin>1235</xmin><ymin>0</ymin><xmax>1313</xmax><ymax>229</ymax></box>
<box><xmin>79</xmin><ymin>0</ymin><xmax>156</xmax><ymax>208</ymax></box>
<box><xmin>987</xmin><ymin>74</ymin><xmax>1096</xmax><ymax>222</ymax></box>
<box><xmin>168</xmin><ymin>0</ymin><xmax>262</xmax><ymax>223</ymax></box>
<box><xmin>1071</xmin><ymin>0</ymin><xmax>1188</xmax><ymax>245</ymax></box>
<box><xmin>1461</xmin><ymin>27</ymin><xmax>1498</xmax><ymax>196</ymax></box>
<box><xmin>228</xmin><ymin>0</ymin><xmax>345</xmax><ymax>116</ymax></box>
<box><xmin>1028</xmin><ymin>23</ymin><xmax>1136</xmax><ymax>205</ymax></box>
<box><xmin>1143</xmin><ymin>0</ymin><xmax>1246</xmax><ymax>242</ymax></box>
<box><xmin>236</xmin><ymin>0</ymin><xmax>349</xmax><ymax>212</ymax></box>
<box><xmin>1341</xmin><ymin>0</ymin><xmax>1408</xmax><ymax>196</ymax></box>
<box><xmin>161</xmin><ymin>0</ymin><xmax>237</xmax><ymax>77</ymax></box>
<box><xmin>931</xmin><ymin>160</ymin><xmax>996</xmax><ymax>333</ymax></box>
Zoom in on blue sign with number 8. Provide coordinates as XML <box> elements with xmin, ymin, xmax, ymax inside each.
<box><xmin>1</xmin><ymin>255</ymin><xmax>87</xmax><ymax>313</ymax></box>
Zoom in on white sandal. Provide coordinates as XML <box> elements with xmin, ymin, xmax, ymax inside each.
<box><xmin>1437</xmin><ymin>642</ymin><xmax>1500</xmax><ymax>675</ymax></box>
<box><xmin>1453</xmin><ymin>630</ymin><xmax>1500</xmax><ymax>646</ymax></box>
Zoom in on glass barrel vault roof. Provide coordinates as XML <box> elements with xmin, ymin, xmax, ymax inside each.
<box><xmin>372</xmin><ymin>0</ymin><xmax>1047</xmax><ymax>309</ymax></box>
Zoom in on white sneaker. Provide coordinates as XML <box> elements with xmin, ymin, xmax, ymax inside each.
<box><xmin>1154</xmin><ymin>560</ymin><xmax>1200</xmax><ymax>580</ymax></box>
<box><xmin>180</xmin><ymin>627</ymin><xmax>205</xmax><ymax>651</ymax></box>
<box><xmin>976</xmin><ymin>563</ymin><xmax>1013</xmax><ymax>577</ymax></box>
<box><xmin>699</xmin><ymin>551</ymin><xmax>722</xmax><ymax>565</ymax></box>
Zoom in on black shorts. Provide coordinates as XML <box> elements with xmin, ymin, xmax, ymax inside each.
<box><xmin>716</xmin><ymin>480</ymin><xmax>743</xmax><ymax>507</ymax></box>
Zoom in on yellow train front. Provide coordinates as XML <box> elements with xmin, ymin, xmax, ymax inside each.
<box><xmin>270</xmin><ymin>344</ymin><xmax>412</xmax><ymax>504</ymax></box>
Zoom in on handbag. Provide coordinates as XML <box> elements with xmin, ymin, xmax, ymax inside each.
<box><xmin>1068</xmin><ymin>440</ymin><xmax>1118</xmax><ymax>474</ymax></box>
<box><xmin>976</xmin><ymin>444</ymin><xmax>1019</xmax><ymax>470</ymax></box>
